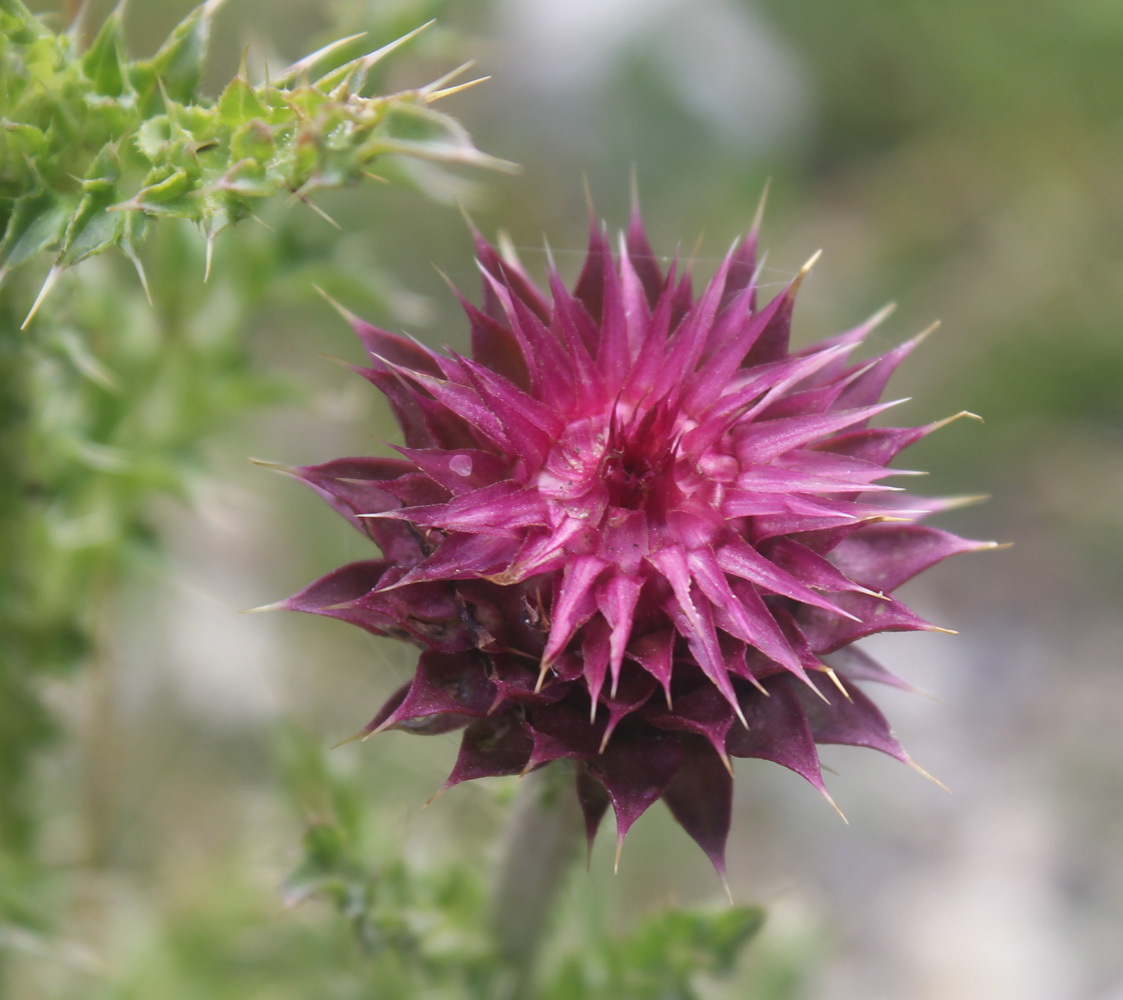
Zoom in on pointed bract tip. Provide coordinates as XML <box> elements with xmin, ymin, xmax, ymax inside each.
<box><xmin>582</xmin><ymin>173</ymin><xmax>595</xmax><ymax>217</ymax></box>
<box><xmin>929</xmin><ymin>410</ymin><xmax>984</xmax><ymax>433</ymax></box>
<box><xmin>316</xmin><ymin>350</ymin><xmax>363</xmax><ymax>372</ymax></box>
<box><xmin>423</xmin><ymin>59</ymin><xmax>477</xmax><ymax>92</ymax></box>
<box><xmin>456</xmin><ymin>198</ymin><xmax>481</xmax><ymax>237</ymax></box>
<box><xmin>783</xmin><ymin>248</ymin><xmax>821</xmax><ymax>301</ymax></box>
<box><xmin>799</xmin><ymin>248</ymin><xmax>823</xmax><ymax>276</ymax></box>
<box><xmin>203</xmin><ymin>237</ymin><xmax>215</xmax><ymax>283</ymax></box>
<box><xmin>132</xmin><ymin>256</ymin><xmax>153</xmax><ymax>305</ymax></box>
<box><xmin>821</xmin><ymin>789</ymin><xmax>849</xmax><ymax>825</ymax></box>
<box><xmin>721</xmin><ymin>871</ymin><xmax>734</xmax><ymax>905</ymax></box>
<box><xmin>907</xmin><ymin>757</ymin><xmax>951</xmax><ymax>793</ymax></box>
<box><xmin>854</xmin><ymin>585</ymin><xmax>891</xmax><ymax>601</ymax></box>
<box><xmin>926</xmin><ymin>625</ymin><xmax>960</xmax><ymax>636</ymax></box>
<box><xmin>312</xmin><ymin>284</ymin><xmax>365</xmax><ymax>328</ymax></box>
<box><xmin>424</xmin><ymin>784</ymin><xmax>448</xmax><ymax>808</ymax></box>
<box><xmin>800</xmin><ymin>673</ymin><xmax>832</xmax><ymax>704</ymax></box>
<box><xmin>248</xmin><ymin>456</ymin><xmax>298</xmax><ymax>475</ymax></box>
<box><xmin>239</xmin><ymin>600</ymin><xmax>288</xmax><ymax>614</ymax></box>
<box><xmin>275</xmin><ymin>32</ymin><xmax>367</xmax><ymax>84</ymax></box>
<box><xmin>750</xmin><ymin>177</ymin><xmax>771</xmax><ymax>235</ymax></box>
<box><xmin>912</xmin><ymin>319</ymin><xmax>940</xmax><ymax>345</ymax></box>
<box><xmin>614</xmin><ymin>836</ymin><xmax>624</xmax><ymax>874</ymax></box>
<box><xmin>733</xmin><ymin>700</ymin><xmax>749</xmax><ymax>729</ymax></box>
<box><xmin>938</xmin><ymin>493</ymin><xmax>991</xmax><ymax>510</ymax></box>
<box><xmin>496</xmin><ymin>230</ymin><xmax>521</xmax><ymax>269</ymax></box>
<box><xmin>534</xmin><ymin>658</ymin><xmax>552</xmax><ymax>693</ymax></box>
<box><xmin>866</xmin><ymin>301</ymin><xmax>897</xmax><ymax>329</ymax></box>
<box><xmin>815</xmin><ymin>665</ymin><xmax>853</xmax><ymax>701</ymax></box>
<box><xmin>719</xmin><ymin>747</ymin><xmax>734</xmax><ymax>777</ymax></box>
<box><xmin>330</xmin><ymin>728</ymin><xmax>371</xmax><ymax>749</ymax></box>
<box><xmin>22</xmin><ymin>266</ymin><xmax>62</xmax><ymax>329</ymax></box>
<box><xmin>428</xmin><ymin>74</ymin><xmax>491</xmax><ymax>102</ymax></box>
<box><xmin>302</xmin><ymin>197</ymin><xmax>342</xmax><ymax>230</ymax></box>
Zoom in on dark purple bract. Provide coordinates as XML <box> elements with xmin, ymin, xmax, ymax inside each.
<box><xmin>282</xmin><ymin>202</ymin><xmax>994</xmax><ymax>883</ymax></box>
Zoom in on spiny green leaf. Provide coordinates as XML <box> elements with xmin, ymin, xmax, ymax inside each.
<box><xmin>137</xmin><ymin>0</ymin><xmax>224</xmax><ymax>105</ymax></box>
<box><xmin>216</xmin><ymin>75</ymin><xmax>269</xmax><ymax>128</ymax></box>
<box><xmin>129</xmin><ymin>167</ymin><xmax>195</xmax><ymax>209</ymax></box>
<box><xmin>1</xmin><ymin>7</ymin><xmax>509</xmax><ymax>290</ymax></box>
<box><xmin>77</xmin><ymin>140</ymin><xmax>121</xmax><ymax>192</ymax></box>
<box><xmin>283</xmin><ymin>85</ymin><xmax>334</xmax><ymax>121</ymax></box>
<box><xmin>229</xmin><ymin>120</ymin><xmax>274</xmax><ymax>163</ymax></box>
<box><xmin>57</xmin><ymin>196</ymin><xmax>125</xmax><ymax>268</ymax></box>
<box><xmin>0</xmin><ymin>188</ymin><xmax>70</xmax><ymax>285</ymax></box>
<box><xmin>80</xmin><ymin>6</ymin><xmax>126</xmax><ymax>98</ymax></box>
<box><xmin>135</xmin><ymin>116</ymin><xmax>172</xmax><ymax>161</ymax></box>
<box><xmin>1</xmin><ymin>120</ymin><xmax>48</xmax><ymax>160</ymax></box>
<box><xmin>312</xmin><ymin>20</ymin><xmax>435</xmax><ymax>95</ymax></box>
<box><xmin>118</xmin><ymin>209</ymin><xmax>150</xmax><ymax>302</ymax></box>
<box><xmin>0</xmin><ymin>0</ymin><xmax>48</xmax><ymax>45</ymax></box>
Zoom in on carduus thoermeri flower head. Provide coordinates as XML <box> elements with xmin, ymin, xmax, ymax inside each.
<box><xmin>277</xmin><ymin>197</ymin><xmax>997</xmax><ymax>885</ymax></box>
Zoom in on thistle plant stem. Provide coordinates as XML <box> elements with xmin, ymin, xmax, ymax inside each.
<box><xmin>490</xmin><ymin>760</ymin><xmax>584</xmax><ymax>999</ymax></box>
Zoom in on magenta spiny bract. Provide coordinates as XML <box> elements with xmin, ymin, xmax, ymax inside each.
<box><xmin>281</xmin><ymin>199</ymin><xmax>994</xmax><ymax>884</ymax></box>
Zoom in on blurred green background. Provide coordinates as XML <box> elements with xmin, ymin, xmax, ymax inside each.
<box><xmin>5</xmin><ymin>0</ymin><xmax>1123</xmax><ymax>997</ymax></box>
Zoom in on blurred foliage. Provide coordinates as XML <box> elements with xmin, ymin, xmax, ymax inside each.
<box><xmin>280</xmin><ymin>731</ymin><xmax>499</xmax><ymax>997</ymax></box>
<box><xmin>278</xmin><ymin>732</ymin><xmax>763</xmax><ymax>1000</ymax></box>
<box><xmin>544</xmin><ymin>903</ymin><xmax>764</xmax><ymax>1000</ymax></box>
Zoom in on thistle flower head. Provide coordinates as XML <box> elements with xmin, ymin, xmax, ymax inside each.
<box><xmin>281</xmin><ymin>199</ymin><xmax>993</xmax><ymax>882</ymax></box>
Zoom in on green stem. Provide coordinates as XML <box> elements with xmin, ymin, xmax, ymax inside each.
<box><xmin>490</xmin><ymin>761</ymin><xmax>584</xmax><ymax>999</ymax></box>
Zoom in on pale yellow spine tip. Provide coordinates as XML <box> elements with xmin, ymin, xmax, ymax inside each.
<box><xmin>930</xmin><ymin>410</ymin><xmax>984</xmax><ymax>433</ymax></box>
<box><xmin>945</xmin><ymin>493</ymin><xmax>991</xmax><ymax>509</ymax></box>
<box><xmin>428</xmin><ymin>75</ymin><xmax>491</xmax><ymax>102</ymax></box>
<box><xmin>312</xmin><ymin>284</ymin><xmax>363</xmax><ymax>327</ymax></box>
<box><xmin>733</xmin><ymin>701</ymin><xmax>749</xmax><ymax>729</ymax></box>
<box><xmin>866</xmin><ymin>301</ymin><xmax>897</xmax><ymax>328</ymax></box>
<box><xmin>248</xmin><ymin>457</ymin><xmax>295</xmax><ymax>474</ymax></box>
<box><xmin>750</xmin><ymin>177</ymin><xmax>771</xmax><ymax>235</ymax></box>
<box><xmin>907</xmin><ymin>757</ymin><xmax>950</xmax><ymax>793</ymax></box>
<box><xmin>21</xmin><ymin>266</ymin><xmax>62</xmax><ymax>329</ymax></box>
<box><xmin>822</xmin><ymin>789</ymin><xmax>849</xmax><ymax>825</ymax></box>
<box><xmin>330</xmin><ymin>728</ymin><xmax>370</xmax><ymax>749</ymax></box>
<box><xmin>423</xmin><ymin>785</ymin><xmax>447</xmax><ymax>808</ymax></box>
<box><xmin>238</xmin><ymin>600</ymin><xmax>287</xmax><ymax>614</ymax></box>
<box><xmin>912</xmin><ymin>319</ymin><xmax>941</xmax><ymax>345</ymax></box>
<box><xmin>799</xmin><ymin>248</ymin><xmax>823</xmax><ymax>275</ymax></box>
<box><xmin>718</xmin><ymin>749</ymin><xmax>734</xmax><ymax>777</ymax></box>
<box><xmin>814</xmin><ymin>664</ymin><xmax>852</xmax><ymax>701</ymax></box>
